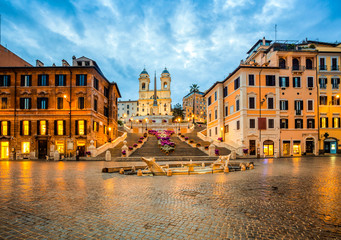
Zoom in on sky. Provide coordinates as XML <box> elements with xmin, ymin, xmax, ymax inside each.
<box><xmin>1</xmin><ymin>0</ymin><xmax>341</xmax><ymax>105</ymax></box>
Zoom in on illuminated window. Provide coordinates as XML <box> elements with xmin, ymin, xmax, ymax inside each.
<box><xmin>93</xmin><ymin>121</ymin><xmax>98</xmax><ymax>132</ymax></box>
<box><xmin>320</xmin><ymin>117</ymin><xmax>328</xmax><ymax>128</ymax></box>
<box><xmin>1</xmin><ymin>141</ymin><xmax>9</xmax><ymax>159</ymax></box>
<box><xmin>56</xmin><ymin>141</ymin><xmax>64</xmax><ymax>153</ymax></box>
<box><xmin>22</xmin><ymin>142</ymin><xmax>30</xmax><ymax>154</ymax></box>
<box><xmin>104</xmin><ymin>125</ymin><xmax>107</xmax><ymax>134</ymax></box>
<box><xmin>40</xmin><ymin>121</ymin><xmax>47</xmax><ymax>135</ymax></box>
<box><xmin>78</xmin><ymin>120</ymin><xmax>85</xmax><ymax>135</ymax></box>
<box><xmin>2</xmin><ymin>121</ymin><xmax>8</xmax><ymax>135</ymax></box>
<box><xmin>23</xmin><ymin>121</ymin><xmax>29</xmax><ymax>135</ymax></box>
<box><xmin>333</xmin><ymin>117</ymin><xmax>340</xmax><ymax>128</ymax></box>
<box><xmin>57</xmin><ymin>120</ymin><xmax>63</xmax><ymax>135</ymax></box>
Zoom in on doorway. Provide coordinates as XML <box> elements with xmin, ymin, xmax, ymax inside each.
<box><xmin>249</xmin><ymin>140</ymin><xmax>256</xmax><ymax>155</ymax></box>
<box><xmin>38</xmin><ymin>140</ymin><xmax>48</xmax><ymax>159</ymax></box>
<box><xmin>77</xmin><ymin>146</ymin><xmax>85</xmax><ymax>157</ymax></box>
<box><xmin>283</xmin><ymin>141</ymin><xmax>290</xmax><ymax>156</ymax></box>
<box><xmin>263</xmin><ymin>140</ymin><xmax>274</xmax><ymax>156</ymax></box>
<box><xmin>0</xmin><ymin>141</ymin><xmax>9</xmax><ymax>159</ymax></box>
<box><xmin>324</xmin><ymin>139</ymin><xmax>337</xmax><ymax>154</ymax></box>
<box><xmin>293</xmin><ymin>141</ymin><xmax>301</xmax><ymax>156</ymax></box>
<box><xmin>305</xmin><ymin>138</ymin><xmax>314</xmax><ymax>154</ymax></box>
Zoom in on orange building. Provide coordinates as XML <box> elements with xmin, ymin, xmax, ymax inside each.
<box><xmin>182</xmin><ymin>91</ymin><xmax>206</xmax><ymax>123</ymax></box>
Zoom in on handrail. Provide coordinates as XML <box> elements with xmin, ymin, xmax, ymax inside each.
<box><xmin>95</xmin><ymin>132</ymin><xmax>127</xmax><ymax>156</ymax></box>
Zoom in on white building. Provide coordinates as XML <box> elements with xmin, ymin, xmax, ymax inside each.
<box><xmin>118</xmin><ymin>100</ymin><xmax>138</xmax><ymax>121</ymax></box>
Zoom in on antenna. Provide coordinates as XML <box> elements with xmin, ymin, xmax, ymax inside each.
<box><xmin>275</xmin><ymin>24</ymin><xmax>277</xmax><ymax>42</ymax></box>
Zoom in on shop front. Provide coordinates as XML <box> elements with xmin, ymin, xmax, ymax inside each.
<box><xmin>263</xmin><ymin>140</ymin><xmax>274</xmax><ymax>156</ymax></box>
<box><xmin>324</xmin><ymin>138</ymin><xmax>337</xmax><ymax>154</ymax></box>
<box><xmin>293</xmin><ymin>140</ymin><xmax>301</xmax><ymax>156</ymax></box>
<box><xmin>0</xmin><ymin>141</ymin><xmax>9</xmax><ymax>159</ymax></box>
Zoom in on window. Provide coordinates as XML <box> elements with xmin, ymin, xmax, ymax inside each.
<box><xmin>306</xmin><ymin>59</ymin><xmax>313</xmax><ymax>70</ymax></box>
<box><xmin>319</xmin><ymin>58</ymin><xmax>326</xmax><ymax>70</ymax></box>
<box><xmin>292</xmin><ymin>58</ymin><xmax>300</xmax><ymax>70</ymax></box>
<box><xmin>225</xmin><ymin>125</ymin><xmax>229</xmax><ymax>133</ymax></box>
<box><xmin>268</xmin><ymin>97</ymin><xmax>274</xmax><ymax>109</ymax></box>
<box><xmin>332</xmin><ymin>117</ymin><xmax>340</xmax><ymax>128</ymax></box>
<box><xmin>57</xmin><ymin>97</ymin><xmax>63</xmax><ymax>109</ymax></box>
<box><xmin>38</xmin><ymin>74</ymin><xmax>49</xmax><ymax>86</ymax></box>
<box><xmin>319</xmin><ymin>78</ymin><xmax>327</xmax><ymax>89</ymax></box>
<box><xmin>331</xmin><ymin>58</ymin><xmax>339</xmax><ymax>71</ymax></box>
<box><xmin>1</xmin><ymin>98</ymin><xmax>7</xmax><ymax>109</ymax></box>
<box><xmin>21</xmin><ymin>75</ymin><xmax>32</xmax><ymax>86</ymax></box>
<box><xmin>55</xmin><ymin>75</ymin><xmax>66</xmax><ymax>86</ymax></box>
<box><xmin>236</xmin><ymin>99</ymin><xmax>240</xmax><ymax>111</ymax></box>
<box><xmin>249</xmin><ymin>119</ymin><xmax>255</xmax><ymax>128</ymax></box>
<box><xmin>208</xmin><ymin>113</ymin><xmax>211</xmax><ymax>122</ymax></box>
<box><xmin>248</xmin><ymin>75</ymin><xmax>255</xmax><ymax>86</ymax></box>
<box><xmin>21</xmin><ymin>120</ymin><xmax>30</xmax><ymax>136</ymax></box>
<box><xmin>236</xmin><ymin>120</ymin><xmax>240</xmax><ymax>130</ymax></box>
<box><xmin>293</xmin><ymin>77</ymin><xmax>301</xmax><ymax>88</ymax></box>
<box><xmin>77</xmin><ymin>120</ymin><xmax>86</xmax><ymax>135</ymax></box>
<box><xmin>279</xmin><ymin>77</ymin><xmax>289</xmax><ymax>87</ymax></box>
<box><xmin>230</xmin><ymin>105</ymin><xmax>234</xmax><ymax>114</ymax></box>
<box><xmin>295</xmin><ymin>119</ymin><xmax>303</xmax><ymax>129</ymax></box>
<box><xmin>38</xmin><ymin>120</ymin><xmax>47</xmax><ymax>135</ymax></box>
<box><xmin>93</xmin><ymin>78</ymin><xmax>99</xmax><ymax>90</ymax></box>
<box><xmin>20</xmin><ymin>98</ymin><xmax>31</xmax><ymax>109</ymax></box>
<box><xmin>215</xmin><ymin>127</ymin><xmax>217</xmax><ymax>135</ymax></box>
<box><xmin>78</xmin><ymin>97</ymin><xmax>84</xmax><ymax>109</ymax></box>
<box><xmin>57</xmin><ymin>120</ymin><xmax>64</xmax><ymax>135</ymax></box>
<box><xmin>0</xmin><ymin>75</ymin><xmax>11</xmax><ymax>86</ymax></box>
<box><xmin>320</xmin><ymin>96</ymin><xmax>327</xmax><ymax>105</ymax></box>
<box><xmin>279</xmin><ymin>58</ymin><xmax>286</xmax><ymax>69</ymax></box>
<box><xmin>142</xmin><ymin>83</ymin><xmax>145</xmax><ymax>90</ymax></box>
<box><xmin>234</xmin><ymin>77</ymin><xmax>240</xmax><ymax>90</ymax></box>
<box><xmin>37</xmin><ymin>97</ymin><xmax>48</xmax><ymax>109</ymax></box>
<box><xmin>268</xmin><ymin>119</ymin><xmax>274</xmax><ymax>128</ymax></box>
<box><xmin>104</xmin><ymin>106</ymin><xmax>109</xmax><ymax>117</ymax></box>
<box><xmin>104</xmin><ymin>87</ymin><xmax>109</xmax><ymax>98</ymax></box>
<box><xmin>280</xmin><ymin>100</ymin><xmax>288</xmax><ymax>110</ymax></box>
<box><xmin>76</xmin><ymin>74</ymin><xmax>87</xmax><ymax>86</ymax></box>
<box><xmin>214</xmin><ymin>109</ymin><xmax>217</xmax><ymax>119</ymax></box>
<box><xmin>223</xmin><ymin>86</ymin><xmax>228</xmax><ymax>97</ymax></box>
<box><xmin>22</xmin><ymin>142</ymin><xmax>30</xmax><ymax>154</ymax></box>
<box><xmin>93</xmin><ymin>121</ymin><xmax>99</xmax><ymax>132</ymax></box>
<box><xmin>249</xmin><ymin>97</ymin><xmax>255</xmax><ymax>109</ymax></box>
<box><xmin>266</xmin><ymin>75</ymin><xmax>276</xmax><ymax>86</ymax></box>
<box><xmin>1</xmin><ymin>121</ymin><xmax>9</xmax><ymax>135</ymax></box>
<box><xmin>280</xmin><ymin>119</ymin><xmax>288</xmax><ymax>129</ymax></box>
<box><xmin>307</xmin><ymin>77</ymin><xmax>314</xmax><ymax>88</ymax></box>
<box><xmin>307</xmin><ymin>119</ymin><xmax>315</xmax><ymax>129</ymax></box>
<box><xmin>214</xmin><ymin>91</ymin><xmax>217</xmax><ymax>101</ymax></box>
<box><xmin>332</xmin><ymin>96</ymin><xmax>340</xmax><ymax>105</ymax></box>
<box><xmin>332</xmin><ymin>78</ymin><xmax>340</xmax><ymax>89</ymax></box>
<box><xmin>295</xmin><ymin>100</ymin><xmax>303</xmax><ymax>115</ymax></box>
<box><xmin>209</xmin><ymin>129</ymin><xmax>211</xmax><ymax>137</ymax></box>
<box><xmin>56</xmin><ymin>141</ymin><xmax>64</xmax><ymax>153</ymax></box>
<box><xmin>320</xmin><ymin>117</ymin><xmax>328</xmax><ymax>128</ymax></box>
<box><xmin>225</xmin><ymin>106</ymin><xmax>228</xmax><ymax>116</ymax></box>
<box><xmin>104</xmin><ymin>125</ymin><xmax>107</xmax><ymax>135</ymax></box>
<box><xmin>308</xmin><ymin>100</ymin><xmax>313</xmax><ymax>111</ymax></box>
<box><xmin>94</xmin><ymin>99</ymin><xmax>98</xmax><ymax>111</ymax></box>
<box><xmin>208</xmin><ymin>96</ymin><xmax>211</xmax><ymax>105</ymax></box>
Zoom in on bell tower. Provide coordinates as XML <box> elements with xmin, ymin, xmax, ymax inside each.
<box><xmin>139</xmin><ymin>68</ymin><xmax>150</xmax><ymax>93</ymax></box>
<box><xmin>160</xmin><ymin>67</ymin><xmax>171</xmax><ymax>91</ymax></box>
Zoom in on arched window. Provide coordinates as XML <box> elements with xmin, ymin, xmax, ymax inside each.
<box><xmin>142</xmin><ymin>83</ymin><xmax>145</xmax><ymax>90</ymax></box>
<box><xmin>306</xmin><ymin>59</ymin><xmax>313</xmax><ymax>70</ymax></box>
<box><xmin>164</xmin><ymin>82</ymin><xmax>167</xmax><ymax>89</ymax></box>
<box><xmin>279</xmin><ymin>58</ymin><xmax>286</xmax><ymax>69</ymax></box>
<box><xmin>292</xmin><ymin>58</ymin><xmax>299</xmax><ymax>70</ymax></box>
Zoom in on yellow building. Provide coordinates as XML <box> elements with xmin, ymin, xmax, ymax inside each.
<box><xmin>182</xmin><ymin>91</ymin><xmax>206</xmax><ymax>123</ymax></box>
<box><xmin>137</xmin><ymin>68</ymin><xmax>172</xmax><ymax>116</ymax></box>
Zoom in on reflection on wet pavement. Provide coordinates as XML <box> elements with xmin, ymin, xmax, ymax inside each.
<box><xmin>0</xmin><ymin>158</ymin><xmax>340</xmax><ymax>239</ymax></box>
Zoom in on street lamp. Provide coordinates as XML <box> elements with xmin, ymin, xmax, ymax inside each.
<box><xmin>187</xmin><ymin>118</ymin><xmax>190</xmax><ymax>128</ymax></box>
<box><xmin>145</xmin><ymin>118</ymin><xmax>148</xmax><ymax>131</ymax></box>
<box><xmin>130</xmin><ymin>117</ymin><xmax>133</xmax><ymax>129</ymax></box>
<box><xmin>108</xmin><ymin>127</ymin><xmax>112</xmax><ymax>142</ymax></box>
<box><xmin>178</xmin><ymin>117</ymin><xmax>181</xmax><ymax>131</ymax></box>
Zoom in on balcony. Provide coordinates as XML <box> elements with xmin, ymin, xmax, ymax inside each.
<box><xmin>319</xmin><ymin>65</ymin><xmax>327</xmax><ymax>71</ymax></box>
<box><xmin>292</xmin><ymin>65</ymin><xmax>304</xmax><ymax>72</ymax></box>
<box><xmin>331</xmin><ymin>65</ymin><xmax>340</xmax><ymax>71</ymax></box>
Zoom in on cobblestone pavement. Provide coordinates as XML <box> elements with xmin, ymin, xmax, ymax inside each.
<box><xmin>0</xmin><ymin>157</ymin><xmax>340</xmax><ymax>239</ymax></box>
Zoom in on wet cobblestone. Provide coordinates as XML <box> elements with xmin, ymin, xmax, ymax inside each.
<box><xmin>0</xmin><ymin>157</ymin><xmax>340</xmax><ymax>239</ymax></box>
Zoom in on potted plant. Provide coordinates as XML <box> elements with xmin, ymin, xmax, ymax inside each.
<box><xmin>218</xmin><ymin>137</ymin><xmax>223</xmax><ymax>142</ymax></box>
<box><xmin>215</xmin><ymin>149</ymin><xmax>220</xmax><ymax>156</ymax></box>
<box><xmin>133</xmin><ymin>143</ymin><xmax>138</xmax><ymax>148</ymax></box>
<box><xmin>122</xmin><ymin>150</ymin><xmax>126</xmax><ymax>157</ymax></box>
<box><xmin>196</xmin><ymin>143</ymin><xmax>201</xmax><ymax>147</ymax></box>
<box><xmin>243</xmin><ymin>149</ymin><xmax>248</xmax><ymax>155</ymax></box>
<box><xmin>128</xmin><ymin>146</ymin><xmax>133</xmax><ymax>151</ymax></box>
<box><xmin>86</xmin><ymin>151</ymin><xmax>91</xmax><ymax>157</ymax></box>
<box><xmin>205</xmin><ymin>145</ymin><xmax>209</xmax><ymax>150</ymax></box>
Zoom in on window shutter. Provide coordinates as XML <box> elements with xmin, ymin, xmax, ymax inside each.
<box><xmin>84</xmin><ymin>120</ymin><xmax>87</xmax><ymax>135</ymax></box>
<box><xmin>29</xmin><ymin>121</ymin><xmax>31</xmax><ymax>135</ymax></box>
<box><xmin>46</xmin><ymin>98</ymin><xmax>49</xmax><ymax>109</ymax></box>
<box><xmin>293</xmin><ymin>77</ymin><xmax>295</xmax><ymax>87</ymax></box>
<box><xmin>339</xmin><ymin>118</ymin><xmax>341</xmax><ymax>128</ymax></box>
<box><xmin>20</xmin><ymin>98</ymin><xmax>23</xmax><ymax>109</ymax></box>
<box><xmin>97</xmin><ymin>122</ymin><xmax>99</xmax><ymax>132</ymax></box>
<box><xmin>294</xmin><ymin>101</ymin><xmax>297</xmax><ymax>110</ymax></box>
<box><xmin>54</xmin><ymin>120</ymin><xmax>57</xmax><ymax>135</ymax></box>
<box><xmin>326</xmin><ymin>118</ymin><xmax>329</xmax><ymax>128</ymax></box>
<box><xmin>63</xmin><ymin>75</ymin><xmax>67</xmax><ymax>86</ymax></box>
<box><xmin>320</xmin><ymin>118</ymin><xmax>322</xmax><ymax>127</ymax></box>
<box><xmin>55</xmin><ymin>75</ymin><xmax>58</xmax><ymax>86</ymax></box>
<box><xmin>21</xmin><ymin>75</ymin><xmax>25</xmax><ymax>86</ymax></box>
<box><xmin>46</xmin><ymin>120</ymin><xmax>49</xmax><ymax>134</ymax></box>
<box><xmin>300</xmin><ymin>100</ymin><xmax>303</xmax><ymax>110</ymax></box>
<box><xmin>0</xmin><ymin>121</ymin><xmax>2</xmax><ymax>135</ymax></box>
<box><xmin>84</xmin><ymin>75</ymin><xmax>87</xmax><ymax>86</ymax></box>
<box><xmin>38</xmin><ymin>75</ymin><xmax>41</xmax><ymax>86</ymax></box>
<box><xmin>29</xmin><ymin>75</ymin><xmax>32</xmax><ymax>86</ymax></box>
<box><xmin>19</xmin><ymin>121</ymin><xmax>23</xmax><ymax>135</ymax></box>
<box><xmin>37</xmin><ymin>120</ymin><xmax>40</xmax><ymax>135</ymax></box>
<box><xmin>75</xmin><ymin>120</ymin><xmax>78</xmax><ymax>135</ymax></box>
<box><xmin>29</xmin><ymin>98</ymin><xmax>32</xmax><ymax>109</ymax></box>
<box><xmin>286</xmin><ymin>101</ymin><xmax>288</xmax><ymax>110</ymax></box>
<box><xmin>0</xmin><ymin>76</ymin><xmax>3</xmax><ymax>86</ymax></box>
<box><xmin>46</xmin><ymin>75</ymin><xmax>50</xmax><ymax>86</ymax></box>
<box><xmin>37</xmin><ymin>98</ymin><xmax>41</xmax><ymax>109</ymax></box>
<box><xmin>325</xmin><ymin>78</ymin><xmax>328</xmax><ymax>84</ymax></box>
<box><xmin>76</xmin><ymin>75</ymin><xmax>79</xmax><ymax>86</ymax></box>
<box><xmin>8</xmin><ymin>121</ymin><xmax>11</xmax><ymax>136</ymax></box>
<box><xmin>63</xmin><ymin>120</ymin><xmax>66</xmax><ymax>135</ymax></box>
<box><xmin>285</xmin><ymin>77</ymin><xmax>289</xmax><ymax>87</ymax></box>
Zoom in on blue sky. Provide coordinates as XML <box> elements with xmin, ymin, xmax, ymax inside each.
<box><xmin>1</xmin><ymin>0</ymin><xmax>341</xmax><ymax>104</ymax></box>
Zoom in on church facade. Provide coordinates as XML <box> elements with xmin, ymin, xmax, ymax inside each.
<box><xmin>137</xmin><ymin>68</ymin><xmax>172</xmax><ymax>116</ymax></box>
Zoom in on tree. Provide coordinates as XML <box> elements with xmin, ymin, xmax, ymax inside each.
<box><xmin>189</xmin><ymin>84</ymin><xmax>200</xmax><ymax>123</ymax></box>
<box><xmin>172</xmin><ymin>103</ymin><xmax>184</xmax><ymax>121</ymax></box>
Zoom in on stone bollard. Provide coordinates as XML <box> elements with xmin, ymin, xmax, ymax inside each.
<box><xmin>119</xmin><ymin>168</ymin><xmax>125</xmax><ymax>174</ymax></box>
<box><xmin>131</xmin><ymin>166</ymin><xmax>136</xmax><ymax>173</ymax></box>
<box><xmin>230</xmin><ymin>150</ymin><xmax>236</xmax><ymax>160</ymax></box>
<box><xmin>121</xmin><ymin>140</ymin><xmax>128</xmax><ymax>157</ymax></box>
<box><xmin>208</xmin><ymin>143</ymin><xmax>216</xmax><ymax>156</ymax></box>
<box><xmin>202</xmin><ymin>162</ymin><xmax>205</xmax><ymax>167</ymax></box>
<box><xmin>167</xmin><ymin>169</ymin><xmax>172</xmax><ymax>177</ymax></box>
<box><xmin>250</xmin><ymin>163</ymin><xmax>254</xmax><ymax>170</ymax></box>
<box><xmin>137</xmin><ymin>169</ymin><xmax>143</xmax><ymax>176</ymax></box>
<box><xmin>105</xmin><ymin>150</ymin><xmax>111</xmax><ymax>161</ymax></box>
<box><xmin>54</xmin><ymin>150</ymin><xmax>60</xmax><ymax>161</ymax></box>
<box><xmin>240</xmin><ymin>163</ymin><xmax>246</xmax><ymax>171</ymax></box>
<box><xmin>224</xmin><ymin>166</ymin><xmax>229</xmax><ymax>173</ymax></box>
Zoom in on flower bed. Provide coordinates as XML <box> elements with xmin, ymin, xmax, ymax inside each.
<box><xmin>149</xmin><ymin>130</ymin><xmax>175</xmax><ymax>154</ymax></box>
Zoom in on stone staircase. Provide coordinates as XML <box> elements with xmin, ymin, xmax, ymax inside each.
<box><xmin>131</xmin><ymin>135</ymin><xmax>207</xmax><ymax>157</ymax></box>
<box><xmin>183</xmin><ymin>126</ymin><xmax>231</xmax><ymax>155</ymax></box>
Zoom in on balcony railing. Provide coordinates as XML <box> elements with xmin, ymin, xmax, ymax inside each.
<box><xmin>292</xmin><ymin>65</ymin><xmax>304</xmax><ymax>72</ymax></box>
<box><xmin>319</xmin><ymin>65</ymin><xmax>327</xmax><ymax>71</ymax></box>
<box><xmin>331</xmin><ymin>65</ymin><xmax>340</xmax><ymax>71</ymax></box>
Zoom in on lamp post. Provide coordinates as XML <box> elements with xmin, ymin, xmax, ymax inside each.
<box><xmin>145</xmin><ymin>118</ymin><xmax>148</xmax><ymax>131</ymax></box>
<box><xmin>63</xmin><ymin>95</ymin><xmax>71</xmax><ymax>138</ymax></box>
<box><xmin>108</xmin><ymin>127</ymin><xmax>112</xmax><ymax>142</ymax></box>
<box><xmin>187</xmin><ymin>118</ymin><xmax>190</xmax><ymax>128</ymax></box>
<box><xmin>130</xmin><ymin>117</ymin><xmax>133</xmax><ymax>129</ymax></box>
<box><xmin>178</xmin><ymin>117</ymin><xmax>181</xmax><ymax>132</ymax></box>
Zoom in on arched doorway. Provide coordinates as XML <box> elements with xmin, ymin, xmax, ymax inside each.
<box><xmin>305</xmin><ymin>138</ymin><xmax>314</xmax><ymax>154</ymax></box>
<box><xmin>324</xmin><ymin>138</ymin><xmax>338</xmax><ymax>154</ymax></box>
<box><xmin>263</xmin><ymin>140</ymin><xmax>274</xmax><ymax>156</ymax></box>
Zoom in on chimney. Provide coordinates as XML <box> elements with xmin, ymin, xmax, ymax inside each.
<box><xmin>62</xmin><ymin>59</ymin><xmax>70</xmax><ymax>66</ymax></box>
<box><xmin>36</xmin><ymin>59</ymin><xmax>44</xmax><ymax>67</ymax></box>
<box><xmin>52</xmin><ymin>63</ymin><xmax>56</xmax><ymax>67</ymax></box>
<box><xmin>262</xmin><ymin>37</ymin><xmax>266</xmax><ymax>45</ymax></box>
